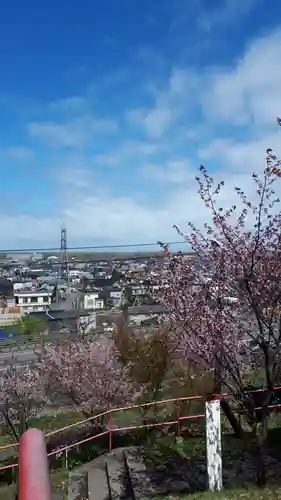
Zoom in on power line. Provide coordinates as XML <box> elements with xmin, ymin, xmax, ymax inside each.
<box><xmin>0</xmin><ymin>241</ymin><xmax>187</xmax><ymax>254</ymax></box>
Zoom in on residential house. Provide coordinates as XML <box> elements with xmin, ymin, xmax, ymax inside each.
<box><xmin>77</xmin><ymin>289</ymin><xmax>104</xmax><ymax>310</ymax></box>
<box><xmin>78</xmin><ymin>313</ymin><xmax>97</xmax><ymax>333</ymax></box>
<box><xmin>13</xmin><ymin>280</ymin><xmax>33</xmax><ymax>292</ymax></box>
<box><xmin>30</xmin><ymin>253</ymin><xmax>44</xmax><ymax>262</ymax></box>
<box><xmin>128</xmin><ymin>304</ymin><xmax>167</xmax><ymax>326</ymax></box>
<box><xmin>14</xmin><ymin>290</ymin><xmax>53</xmax><ymax>312</ymax></box>
<box><xmin>102</xmin><ymin>285</ymin><xmax>123</xmax><ymax>308</ymax></box>
<box><xmin>69</xmin><ymin>269</ymin><xmax>83</xmax><ymax>278</ymax></box>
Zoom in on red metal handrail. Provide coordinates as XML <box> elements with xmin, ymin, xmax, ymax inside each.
<box><xmin>0</xmin><ymin>393</ymin><xmax>204</xmax><ymax>455</ymax></box>
<box><xmin>2</xmin><ymin>385</ymin><xmax>281</xmax><ymax>456</ymax></box>
<box><xmin>2</xmin><ymin>386</ymin><xmax>281</xmax><ymax>474</ymax></box>
<box><xmin>19</xmin><ymin>428</ymin><xmax>52</xmax><ymax>500</ymax></box>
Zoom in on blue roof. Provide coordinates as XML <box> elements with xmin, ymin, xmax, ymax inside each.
<box><xmin>0</xmin><ymin>327</ymin><xmax>21</xmax><ymax>339</ymax></box>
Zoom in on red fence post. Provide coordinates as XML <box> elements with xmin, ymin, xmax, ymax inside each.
<box><xmin>19</xmin><ymin>428</ymin><xmax>52</xmax><ymax>500</ymax></box>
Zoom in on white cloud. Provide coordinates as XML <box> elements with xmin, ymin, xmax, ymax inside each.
<box><xmin>127</xmin><ymin>28</ymin><xmax>281</xmax><ymax>140</ymax></box>
<box><xmin>91</xmin><ymin>119</ymin><xmax>119</xmax><ymax>134</ymax></box>
<box><xmin>28</xmin><ymin>116</ymin><xmax>119</xmax><ymax>148</ymax></box>
<box><xmin>28</xmin><ymin>121</ymin><xmax>86</xmax><ymax>147</ymax></box>
<box><xmin>3</xmin><ymin>25</ymin><xmax>281</xmax><ymax>248</ymax></box>
<box><xmin>141</xmin><ymin>159</ymin><xmax>194</xmax><ymax>184</ymax></box>
<box><xmin>0</xmin><ymin>214</ymin><xmax>59</xmax><ymax>248</ymax></box>
<box><xmin>93</xmin><ymin>153</ymin><xmax>119</xmax><ymax>167</ymax></box>
<box><xmin>1</xmin><ymin>157</ymin><xmax>281</xmax><ymax>248</ymax></box>
<box><xmin>5</xmin><ymin>146</ymin><xmax>35</xmax><ymax>161</ymax></box>
<box><xmin>199</xmin><ymin>132</ymin><xmax>281</xmax><ymax>173</ymax></box>
<box><xmin>204</xmin><ymin>29</ymin><xmax>281</xmax><ymax>126</ymax></box>
<box><xmin>93</xmin><ymin>140</ymin><xmax>164</xmax><ymax>167</ymax></box>
<box><xmin>49</xmin><ymin>96</ymin><xmax>88</xmax><ymax>114</ymax></box>
<box><xmin>0</xmin><ymin>178</ymin><xmax>204</xmax><ymax>247</ymax></box>
<box><xmin>55</xmin><ymin>166</ymin><xmax>93</xmax><ymax>189</ymax></box>
<box><xmin>2</xmin><ymin>161</ymin><xmax>273</xmax><ymax>249</ymax></box>
<box><xmin>126</xmin><ymin>68</ymin><xmax>198</xmax><ymax>138</ymax></box>
<box><xmin>143</xmin><ymin>108</ymin><xmax>172</xmax><ymax>138</ymax></box>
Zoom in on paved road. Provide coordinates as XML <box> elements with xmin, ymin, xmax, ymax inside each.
<box><xmin>0</xmin><ymin>347</ymin><xmax>39</xmax><ymax>367</ymax></box>
<box><xmin>0</xmin><ymin>329</ymin><xmax>70</xmax><ymax>367</ymax></box>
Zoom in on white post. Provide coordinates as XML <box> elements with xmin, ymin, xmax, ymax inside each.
<box><xmin>205</xmin><ymin>394</ymin><xmax>222</xmax><ymax>492</ymax></box>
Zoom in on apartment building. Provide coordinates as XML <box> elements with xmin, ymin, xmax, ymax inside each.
<box><xmin>14</xmin><ymin>290</ymin><xmax>53</xmax><ymax>312</ymax></box>
<box><xmin>77</xmin><ymin>290</ymin><xmax>104</xmax><ymax>311</ymax></box>
<box><xmin>83</xmin><ymin>292</ymin><xmax>104</xmax><ymax>310</ymax></box>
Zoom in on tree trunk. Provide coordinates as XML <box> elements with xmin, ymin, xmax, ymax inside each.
<box><xmin>254</xmin><ymin>422</ymin><xmax>267</xmax><ymax>487</ymax></box>
<box><xmin>213</xmin><ymin>360</ymin><xmax>244</xmax><ymax>438</ymax></box>
<box><xmin>213</xmin><ymin>356</ymin><xmax>222</xmax><ymax>394</ymax></box>
<box><xmin>220</xmin><ymin>398</ymin><xmax>244</xmax><ymax>438</ymax></box>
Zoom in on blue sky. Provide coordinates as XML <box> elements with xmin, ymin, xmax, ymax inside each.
<box><xmin>1</xmin><ymin>0</ymin><xmax>281</xmax><ymax>250</ymax></box>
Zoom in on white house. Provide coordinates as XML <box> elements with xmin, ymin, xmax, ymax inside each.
<box><xmin>69</xmin><ymin>269</ymin><xmax>83</xmax><ymax>278</ymax></box>
<box><xmin>14</xmin><ymin>290</ymin><xmax>53</xmax><ymax>312</ymax></box>
<box><xmin>78</xmin><ymin>313</ymin><xmax>97</xmax><ymax>333</ymax></box>
<box><xmin>13</xmin><ymin>281</ymin><xmax>33</xmax><ymax>292</ymax></box>
<box><xmin>107</xmin><ymin>288</ymin><xmax>123</xmax><ymax>308</ymax></box>
<box><xmin>81</xmin><ymin>292</ymin><xmax>104</xmax><ymax>311</ymax></box>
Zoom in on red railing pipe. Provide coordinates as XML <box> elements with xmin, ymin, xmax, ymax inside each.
<box><xmin>19</xmin><ymin>428</ymin><xmax>52</xmax><ymax>500</ymax></box>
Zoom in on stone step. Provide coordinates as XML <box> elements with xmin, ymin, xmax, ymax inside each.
<box><xmin>68</xmin><ymin>456</ymin><xmax>108</xmax><ymax>500</ymax></box>
<box><xmin>124</xmin><ymin>447</ymin><xmax>156</xmax><ymax>500</ymax></box>
<box><xmin>68</xmin><ymin>470</ymin><xmax>86</xmax><ymax>500</ymax></box>
<box><xmin>53</xmin><ymin>493</ymin><xmax>64</xmax><ymax>500</ymax></box>
<box><xmin>106</xmin><ymin>448</ymin><xmax>130</xmax><ymax>500</ymax></box>
<box><xmin>88</xmin><ymin>459</ymin><xmax>110</xmax><ymax>500</ymax></box>
<box><xmin>125</xmin><ymin>446</ymin><xmax>190</xmax><ymax>499</ymax></box>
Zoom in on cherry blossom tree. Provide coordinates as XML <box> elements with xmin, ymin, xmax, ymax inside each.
<box><xmin>37</xmin><ymin>335</ymin><xmax>141</xmax><ymax>423</ymax></box>
<box><xmin>0</xmin><ymin>363</ymin><xmax>45</xmax><ymax>440</ymax></box>
<box><xmin>151</xmin><ymin>120</ymin><xmax>281</xmax><ymax>485</ymax></box>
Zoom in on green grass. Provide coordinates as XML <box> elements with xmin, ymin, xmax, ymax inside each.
<box><xmin>0</xmin><ymin>483</ymin><xmax>16</xmax><ymax>500</ymax></box>
<box><xmin>0</xmin><ymin>382</ymin><xmax>281</xmax><ymax>495</ymax></box>
<box><xmin>0</xmin><ymin>389</ymin><xmax>278</xmax><ymax>449</ymax></box>
<box><xmin>0</xmin><ymin>405</ymin><xmax>145</xmax><ymax>452</ymax></box>
<box><xmin>141</xmin><ymin>425</ymin><xmax>281</xmax><ymax>498</ymax></box>
<box><xmin>0</xmin><ymin>402</ymin><xmax>174</xmax><ymax>446</ymax></box>
<box><xmin>0</xmin><ymin>409</ymin><xmax>86</xmax><ymax>450</ymax></box>
<box><xmin>50</xmin><ymin>468</ymin><xmax>69</xmax><ymax>499</ymax></box>
<box><xmin>0</xmin><ymin>383</ymin><xmax>279</xmax><ymax>448</ymax></box>
<box><xmin>35</xmin><ymin>406</ymin><xmax>145</xmax><ymax>433</ymax></box>
<box><xmin>2</xmin><ymin>477</ymin><xmax>281</xmax><ymax>500</ymax></box>
<box><xmin>0</xmin><ymin>468</ymin><xmax>69</xmax><ymax>500</ymax></box>
<box><xmin>0</xmin><ymin>432</ymin><xmax>14</xmax><ymax>447</ymax></box>
<box><xmin>161</xmin><ymin>487</ymin><xmax>281</xmax><ymax>500</ymax></box>
<box><xmin>33</xmin><ymin>409</ymin><xmax>85</xmax><ymax>432</ymax></box>
<box><xmin>1</xmin><ymin>407</ymin><xmax>281</xmax><ymax>499</ymax></box>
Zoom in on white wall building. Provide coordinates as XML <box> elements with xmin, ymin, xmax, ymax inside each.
<box><xmin>14</xmin><ymin>290</ymin><xmax>53</xmax><ymax>312</ymax></box>
<box><xmin>69</xmin><ymin>269</ymin><xmax>83</xmax><ymax>278</ymax></box>
<box><xmin>110</xmin><ymin>289</ymin><xmax>122</xmax><ymax>300</ymax></box>
<box><xmin>13</xmin><ymin>281</ymin><xmax>33</xmax><ymax>292</ymax></box>
<box><xmin>82</xmin><ymin>292</ymin><xmax>104</xmax><ymax>310</ymax></box>
<box><xmin>78</xmin><ymin>313</ymin><xmax>97</xmax><ymax>333</ymax></box>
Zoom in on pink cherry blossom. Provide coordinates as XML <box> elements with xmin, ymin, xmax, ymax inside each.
<box><xmin>151</xmin><ymin>119</ymin><xmax>281</xmax><ymax>398</ymax></box>
<box><xmin>38</xmin><ymin>335</ymin><xmax>141</xmax><ymax>416</ymax></box>
<box><xmin>0</xmin><ymin>362</ymin><xmax>45</xmax><ymax>440</ymax></box>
